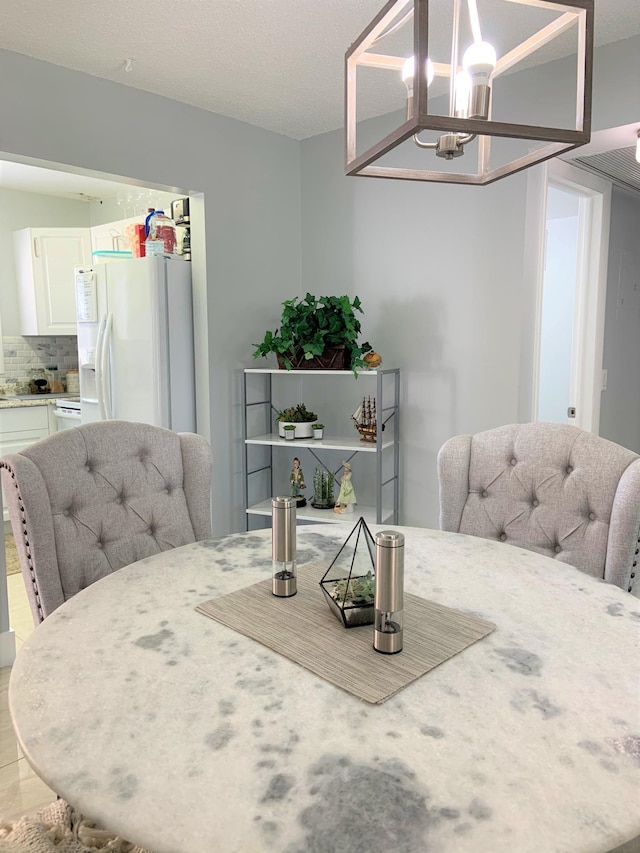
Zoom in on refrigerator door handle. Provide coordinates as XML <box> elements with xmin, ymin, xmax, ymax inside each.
<box><xmin>95</xmin><ymin>314</ymin><xmax>107</xmax><ymax>420</ymax></box>
<box><xmin>101</xmin><ymin>313</ymin><xmax>114</xmax><ymax>420</ymax></box>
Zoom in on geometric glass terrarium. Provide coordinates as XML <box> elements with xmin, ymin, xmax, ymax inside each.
<box><xmin>320</xmin><ymin>517</ymin><xmax>376</xmax><ymax>628</ymax></box>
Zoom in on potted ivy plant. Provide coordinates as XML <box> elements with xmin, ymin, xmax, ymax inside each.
<box><xmin>276</xmin><ymin>403</ymin><xmax>318</xmax><ymax>439</ymax></box>
<box><xmin>253</xmin><ymin>293</ymin><xmax>372</xmax><ymax>376</ymax></box>
<box><xmin>283</xmin><ymin>424</ymin><xmax>296</xmax><ymax>440</ymax></box>
<box><xmin>312</xmin><ymin>423</ymin><xmax>324</xmax><ymax>439</ymax></box>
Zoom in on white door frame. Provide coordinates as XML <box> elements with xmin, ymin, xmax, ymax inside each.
<box><xmin>529</xmin><ymin>159</ymin><xmax>612</xmax><ymax>433</ymax></box>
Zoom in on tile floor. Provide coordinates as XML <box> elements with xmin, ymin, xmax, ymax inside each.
<box><xmin>0</xmin><ymin>573</ymin><xmax>57</xmax><ymax>821</ymax></box>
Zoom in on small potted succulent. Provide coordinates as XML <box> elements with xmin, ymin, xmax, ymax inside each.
<box><xmin>319</xmin><ymin>517</ymin><xmax>377</xmax><ymax>628</ymax></box>
<box><xmin>283</xmin><ymin>424</ymin><xmax>296</xmax><ymax>440</ymax></box>
<box><xmin>276</xmin><ymin>403</ymin><xmax>318</xmax><ymax>439</ymax></box>
<box><xmin>312</xmin><ymin>467</ymin><xmax>334</xmax><ymax>508</ymax></box>
<box><xmin>322</xmin><ymin>570</ymin><xmax>375</xmax><ymax>628</ymax></box>
<box><xmin>312</xmin><ymin>423</ymin><xmax>325</xmax><ymax>440</ymax></box>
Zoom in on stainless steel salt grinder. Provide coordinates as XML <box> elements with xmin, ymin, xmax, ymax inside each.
<box><xmin>374</xmin><ymin>530</ymin><xmax>404</xmax><ymax>654</ymax></box>
<box><xmin>272</xmin><ymin>496</ymin><xmax>297</xmax><ymax>597</ymax></box>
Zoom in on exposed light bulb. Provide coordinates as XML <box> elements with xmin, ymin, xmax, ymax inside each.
<box><xmin>455</xmin><ymin>71</ymin><xmax>472</xmax><ymax>118</ymax></box>
<box><xmin>462</xmin><ymin>41</ymin><xmax>496</xmax><ymax>120</ymax></box>
<box><xmin>636</xmin><ymin>130</ymin><xmax>640</xmax><ymax>164</ymax></box>
<box><xmin>462</xmin><ymin>41</ymin><xmax>496</xmax><ymax>85</ymax></box>
<box><xmin>401</xmin><ymin>56</ymin><xmax>435</xmax><ymax>88</ymax></box>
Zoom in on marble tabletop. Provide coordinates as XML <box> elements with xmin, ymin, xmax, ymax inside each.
<box><xmin>9</xmin><ymin>525</ymin><xmax>640</xmax><ymax>853</ymax></box>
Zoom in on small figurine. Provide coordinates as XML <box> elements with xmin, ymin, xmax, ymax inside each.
<box><xmin>290</xmin><ymin>457</ymin><xmax>307</xmax><ymax>506</ymax></box>
<box><xmin>334</xmin><ymin>461</ymin><xmax>356</xmax><ymax>514</ymax></box>
<box><xmin>363</xmin><ymin>351</ymin><xmax>382</xmax><ymax>369</ymax></box>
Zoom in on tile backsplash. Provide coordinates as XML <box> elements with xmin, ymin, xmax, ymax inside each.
<box><xmin>1</xmin><ymin>335</ymin><xmax>78</xmax><ymax>381</ymax></box>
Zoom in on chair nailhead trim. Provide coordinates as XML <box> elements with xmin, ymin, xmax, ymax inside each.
<box><xmin>0</xmin><ymin>460</ymin><xmax>45</xmax><ymax>623</ymax></box>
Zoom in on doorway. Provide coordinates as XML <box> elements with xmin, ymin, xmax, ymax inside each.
<box><xmin>0</xmin><ymin>154</ymin><xmax>209</xmax><ymax>668</ymax></box>
<box><xmin>532</xmin><ymin>160</ymin><xmax>612</xmax><ymax>433</ymax></box>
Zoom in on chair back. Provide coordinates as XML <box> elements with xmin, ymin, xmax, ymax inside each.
<box><xmin>1</xmin><ymin>420</ymin><xmax>212</xmax><ymax>623</ymax></box>
<box><xmin>438</xmin><ymin>422</ymin><xmax>640</xmax><ymax>591</ymax></box>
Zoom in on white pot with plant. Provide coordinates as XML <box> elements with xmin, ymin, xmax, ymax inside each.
<box><xmin>312</xmin><ymin>423</ymin><xmax>324</xmax><ymax>440</ymax></box>
<box><xmin>276</xmin><ymin>404</ymin><xmax>318</xmax><ymax>439</ymax></box>
<box><xmin>283</xmin><ymin>425</ymin><xmax>296</xmax><ymax>441</ymax></box>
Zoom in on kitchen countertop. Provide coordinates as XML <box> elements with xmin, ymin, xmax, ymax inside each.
<box><xmin>0</xmin><ymin>394</ymin><xmax>76</xmax><ymax>410</ymax></box>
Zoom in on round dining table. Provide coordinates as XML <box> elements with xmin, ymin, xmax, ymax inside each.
<box><xmin>9</xmin><ymin>524</ymin><xmax>640</xmax><ymax>853</ymax></box>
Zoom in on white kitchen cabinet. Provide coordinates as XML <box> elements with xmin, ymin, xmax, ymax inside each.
<box><xmin>242</xmin><ymin>368</ymin><xmax>400</xmax><ymax>527</ymax></box>
<box><xmin>14</xmin><ymin>228</ymin><xmax>92</xmax><ymax>335</ymax></box>
<box><xmin>0</xmin><ymin>406</ymin><xmax>50</xmax><ymax>522</ymax></box>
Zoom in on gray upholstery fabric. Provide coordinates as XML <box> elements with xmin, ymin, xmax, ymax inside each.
<box><xmin>438</xmin><ymin>423</ymin><xmax>640</xmax><ymax>592</ymax></box>
<box><xmin>1</xmin><ymin>420</ymin><xmax>212</xmax><ymax>624</ymax></box>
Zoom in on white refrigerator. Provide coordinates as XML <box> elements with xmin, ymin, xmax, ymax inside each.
<box><xmin>75</xmin><ymin>256</ymin><xmax>195</xmax><ymax>432</ymax></box>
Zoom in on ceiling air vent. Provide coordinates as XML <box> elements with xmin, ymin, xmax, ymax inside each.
<box><xmin>572</xmin><ymin>146</ymin><xmax>640</xmax><ymax>194</ymax></box>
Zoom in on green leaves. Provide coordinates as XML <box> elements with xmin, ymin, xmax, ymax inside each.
<box><xmin>252</xmin><ymin>293</ymin><xmax>372</xmax><ymax>376</ymax></box>
<box><xmin>332</xmin><ymin>570</ymin><xmax>375</xmax><ymax>606</ymax></box>
<box><xmin>276</xmin><ymin>403</ymin><xmax>318</xmax><ymax>423</ymax></box>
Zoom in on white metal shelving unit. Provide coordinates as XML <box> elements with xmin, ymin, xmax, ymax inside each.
<box><xmin>242</xmin><ymin>367</ymin><xmax>400</xmax><ymax>528</ymax></box>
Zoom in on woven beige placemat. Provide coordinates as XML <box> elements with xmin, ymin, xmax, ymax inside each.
<box><xmin>196</xmin><ymin>561</ymin><xmax>495</xmax><ymax>704</ymax></box>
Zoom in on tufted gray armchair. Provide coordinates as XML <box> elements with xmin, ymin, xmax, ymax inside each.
<box><xmin>438</xmin><ymin>422</ymin><xmax>640</xmax><ymax>592</ymax></box>
<box><xmin>1</xmin><ymin>420</ymin><xmax>213</xmax><ymax>624</ymax></box>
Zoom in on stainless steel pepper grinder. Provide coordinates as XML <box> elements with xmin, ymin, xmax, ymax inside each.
<box><xmin>272</xmin><ymin>496</ymin><xmax>297</xmax><ymax>597</ymax></box>
<box><xmin>374</xmin><ymin>530</ymin><xmax>404</xmax><ymax>654</ymax></box>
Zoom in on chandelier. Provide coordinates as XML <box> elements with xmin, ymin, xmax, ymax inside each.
<box><xmin>345</xmin><ymin>0</ymin><xmax>593</xmax><ymax>184</ymax></box>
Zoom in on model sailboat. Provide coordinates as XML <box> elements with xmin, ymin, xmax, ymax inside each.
<box><xmin>352</xmin><ymin>396</ymin><xmax>377</xmax><ymax>443</ymax></box>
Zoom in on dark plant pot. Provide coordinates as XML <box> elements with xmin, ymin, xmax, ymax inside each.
<box><xmin>277</xmin><ymin>345</ymin><xmax>347</xmax><ymax>371</ymax></box>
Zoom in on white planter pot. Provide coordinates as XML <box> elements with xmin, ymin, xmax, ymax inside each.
<box><xmin>313</xmin><ymin>429</ymin><xmax>324</xmax><ymax>440</ymax></box>
<box><xmin>284</xmin><ymin>430</ymin><xmax>296</xmax><ymax>440</ymax></box>
<box><xmin>278</xmin><ymin>421</ymin><xmax>314</xmax><ymax>439</ymax></box>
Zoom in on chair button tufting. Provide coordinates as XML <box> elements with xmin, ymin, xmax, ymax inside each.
<box><xmin>481</xmin><ymin>491</ymin><xmax>488</xmax><ymax>498</ymax></box>
<box><xmin>554</xmin><ymin>545</ymin><xmax>562</xmax><ymax>554</ymax></box>
<box><xmin>588</xmin><ymin>512</ymin><xmax>595</xmax><ymax>521</ymax></box>
<box><xmin>499</xmin><ymin>533</ymin><xmax>507</xmax><ymax>542</ymax></box>
<box><xmin>85</xmin><ymin>464</ymin><xmax>91</xmax><ymax>472</ymax></box>
<box><xmin>532</xmin><ymin>499</ymin><xmax>539</xmax><ymax>508</ymax></box>
<box><xmin>566</xmin><ymin>465</ymin><xmax>573</xmax><ymax>474</ymax></box>
<box><xmin>631</xmin><ymin>573</ymin><xmax>635</xmax><ymax>579</ymax></box>
<box><xmin>63</xmin><ymin>509</ymin><xmax>70</xmax><ymax>517</ymax></box>
<box><xmin>510</xmin><ymin>458</ymin><xmax>517</xmax><ymax>466</ymax></box>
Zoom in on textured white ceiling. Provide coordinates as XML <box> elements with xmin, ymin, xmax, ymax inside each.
<box><xmin>0</xmin><ymin>0</ymin><xmax>639</xmax><ymax>140</ymax></box>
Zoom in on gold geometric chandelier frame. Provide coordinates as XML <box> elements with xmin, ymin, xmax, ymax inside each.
<box><xmin>345</xmin><ymin>0</ymin><xmax>594</xmax><ymax>184</ymax></box>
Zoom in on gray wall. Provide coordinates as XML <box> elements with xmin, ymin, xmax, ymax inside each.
<box><xmin>0</xmin><ymin>187</ymin><xmax>90</xmax><ymax>335</ymax></box>
<box><xmin>301</xmin><ymin>125</ymin><xmax>526</xmax><ymax>527</ymax></box>
<box><xmin>599</xmin><ymin>185</ymin><xmax>640</xmax><ymax>454</ymax></box>
<box><xmin>0</xmin><ymin>48</ymin><xmax>301</xmax><ymax>535</ymax></box>
<box><xmin>300</xmin><ymin>37</ymin><xmax>640</xmax><ymax>528</ymax></box>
